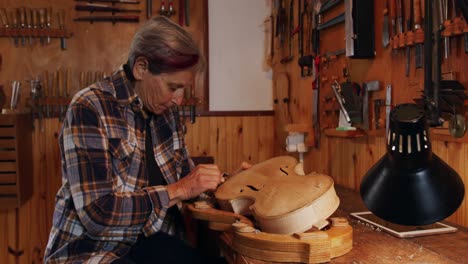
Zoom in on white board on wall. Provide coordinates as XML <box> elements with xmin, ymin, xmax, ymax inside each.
<box><xmin>208</xmin><ymin>0</ymin><xmax>273</xmax><ymax>111</ymax></box>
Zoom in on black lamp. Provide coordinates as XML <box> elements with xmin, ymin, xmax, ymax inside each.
<box><xmin>360</xmin><ymin>104</ymin><xmax>465</xmax><ymax>226</ymax></box>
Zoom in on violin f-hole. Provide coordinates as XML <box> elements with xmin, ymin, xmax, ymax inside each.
<box><xmin>246</xmin><ymin>185</ymin><xmax>260</xmax><ymax>191</ymax></box>
<box><xmin>280</xmin><ymin>167</ymin><xmax>289</xmax><ymax>175</ymax></box>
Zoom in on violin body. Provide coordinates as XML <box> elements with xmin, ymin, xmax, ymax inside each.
<box><xmin>215</xmin><ymin>156</ymin><xmax>340</xmax><ymax>234</ymax></box>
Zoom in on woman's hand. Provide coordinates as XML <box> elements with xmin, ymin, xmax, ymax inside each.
<box><xmin>167</xmin><ymin>164</ymin><xmax>222</xmax><ymax>205</ymax></box>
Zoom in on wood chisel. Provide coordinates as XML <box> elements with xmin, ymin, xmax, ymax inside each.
<box><xmin>414</xmin><ymin>0</ymin><xmax>423</xmax><ymax>68</ymax></box>
<box><xmin>385</xmin><ymin>84</ymin><xmax>392</xmax><ymax>137</ymax></box>
<box><xmin>383</xmin><ymin>0</ymin><xmax>390</xmax><ymax>47</ymax></box>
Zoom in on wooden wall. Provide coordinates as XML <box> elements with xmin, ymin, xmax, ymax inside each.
<box><xmin>271</xmin><ymin>0</ymin><xmax>468</xmax><ymax>228</ymax></box>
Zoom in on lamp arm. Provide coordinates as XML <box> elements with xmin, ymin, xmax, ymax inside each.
<box><xmin>423</xmin><ymin>0</ymin><xmax>443</xmax><ymax>126</ymax></box>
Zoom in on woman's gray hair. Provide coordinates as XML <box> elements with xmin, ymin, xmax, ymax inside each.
<box><xmin>127</xmin><ymin>16</ymin><xmax>203</xmax><ymax>74</ymax></box>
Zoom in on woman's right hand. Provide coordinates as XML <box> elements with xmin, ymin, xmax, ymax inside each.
<box><xmin>166</xmin><ymin>164</ymin><xmax>223</xmax><ymax>206</ymax></box>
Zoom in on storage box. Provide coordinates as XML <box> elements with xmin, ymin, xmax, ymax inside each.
<box><xmin>0</xmin><ymin>114</ymin><xmax>33</xmax><ymax>208</ymax></box>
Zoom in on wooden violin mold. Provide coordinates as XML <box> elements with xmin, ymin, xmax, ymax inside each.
<box><xmin>215</xmin><ymin>156</ymin><xmax>340</xmax><ymax>234</ymax></box>
<box><xmin>186</xmin><ymin>202</ymin><xmax>353</xmax><ymax>263</ymax></box>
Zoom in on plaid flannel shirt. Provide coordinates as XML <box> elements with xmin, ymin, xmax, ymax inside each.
<box><xmin>44</xmin><ymin>66</ymin><xmax>193</xmax><ymax>263</ymax></box>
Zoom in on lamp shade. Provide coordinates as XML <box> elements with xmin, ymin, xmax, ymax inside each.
<box><xmin>360</xmin><ymin>104</ymin><xmax>465</xmax><ymax>226</ymax></box>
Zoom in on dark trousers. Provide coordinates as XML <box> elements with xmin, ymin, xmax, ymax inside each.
<box><xmin>112</xmin><ymin>232</ymin><xmax>226</xmax><ymax>264</ymax></box>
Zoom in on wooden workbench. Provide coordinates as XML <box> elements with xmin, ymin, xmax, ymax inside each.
<box><xmin>211</xmin><ymin>185</ymin><xmax>468</xmax><ymax>264</ymax></box>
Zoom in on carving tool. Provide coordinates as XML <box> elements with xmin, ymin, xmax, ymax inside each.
<box><xmin>57</xmin><ymin>10</ymin><xmax>66</xmax><ymax>50</ymax></box>
<box><xmin>383</xmin><ymin>0</ymin><xmax>390</xmax><ymax>47</ymax></box>
<box><xmin>46</xmin><ymin>7</ymin><xmax>52</xmax><ymax>44</ymax></box>
<box><xmin>43</xmin><ymin>71</ymin><xmax>50</xmax><ymax>118</ymax></box>
<box><xmin>38</xmin><ymin>9</ymin><xmax>45</xmax><ymax>45</ymax></box>
<box><xmin>10</xmin><ymin>81</ymin><xmax>20</xmax><ymax>110</ymax></box>
<box><xmin>331</xmin><ymin>81</ymin><xmax>351</xmax><ymax>124</ymax></box>
<box><xmin>25</xmin><ymin>8</ymin><xmax>33</xmax><ymax>45</ymax></box>
<box><xmin>189</xmin><ymin>85</ymin><xmax>196</xmax><ymax>124</ymax></box>
<box><xmin>32</xmin><ymin>9</ymin><xmax>38</xmax><ymax>45</ymax></box>
<box><xmin>404</xmin><ymin>0</ymin><xmax>412</xmax><ymax>76</ymax></box>
<box><xmin>390</xmin><ymin>0</ymin><xmax>398</xmax><ymax>51</ymax></box>
<box><xmin>280</xmin><ymin>0</ymin><xmax>295</xmax><ymax>64</ymax></box>
<box><xmin>167</xmin><ymin>0</ymin><xmax>174</xmax><ymax>17</ymax></box>
<box><xmin>184</xmin><ymin>0</ymin><xmax>189</xmax><ymax>26</ymax></box>
<box><xmin>414</xmin><ymin>0</ymin><xmax>423</xmax><ymax>68</ymax></box>
<box><xmin>147</xmin><ymin>0</ymin><xmax>152</xmax><ymax>18</ymax></box>
<box><xmin>0</xmin><ymin>8</ymin><xmax>14</xmax><ymax>46</ymax></box>
<box><xmin>439</xmin><ymin>0</ymin><xmax>449</xmax><ymax>59</ymax></box>
<box><xmin>160</xmin><ymin>0</ymin><xmax>166</xmax><ymax>15</ymax></box>
<box><xmin>19</xmin><ymin>8</ymin><xmax>26</xmax><ymax>46</ymax></box>
<box><xmin>385</xmin><ymin>84</ymin><xmax>392</xmax><ymax>136</ymax></box>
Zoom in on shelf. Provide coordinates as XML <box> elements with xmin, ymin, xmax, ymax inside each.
<box><xmin>324</xmin><ymin>128</ymin><xmax>366</xmax><ymax>138</ymax></box>
<box><xmin>0</xmin><ymin>28</ymin><xmax>72</xmax><ymax>39</ymax></box>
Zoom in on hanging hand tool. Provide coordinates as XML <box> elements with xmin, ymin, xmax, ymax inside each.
<box><xmin>58</xmin><ymin>69</ymin><xmax>65</xmax><ymax>121</ymax></box>
<box><xmin>184</xmin><ymin>0</ymin><xmax>189</xmax><ymax>26</ymax></box>
<box><xmin>10</xmin><ymin>81</ymin><xmax>20</xmax><ymax>110</ymax></box>
<box><xmin>383</xmin><ymin>0</ymin><xmax>390</xmax><ymax>47</ymax></box>
<box><xmin>393</xmin><ymin>0</ymin><xmax>403</xmax><ymax>54</ymax></box>
<box><xmin>440</xmin><ymin>0</ymin><xmax>450</xmax><ymax>59</ymax></box>
<box><xmin>159</xmin><ymin>0</ymin><xmax>166</xmax><ymax>16</ymax></box>
<box><xmin>413</xmin><ymin>0</ymin><xmax>423</xmax><ymax>68</ymax></box>
<box><xmin>25</xmin><ymin>8</ymin><xmax>33</xmax><ymax>45</ymax></box>
<box><xmin>57</xmin><ymin>10</ymin><xmax>66</xmax><ymax>50</ymax></box>
<box><xmin>147</xmin><ymin>0</ymin><xmax>152</xmax><ymax>18</ymax></box>
<box><xmin>30</xmin><ymin>79</ymin><xmax>37</xmax><ymax>128</ymax></box>
<box><xmin>277</xmin><ymin>0</ymin><xmax>287</xmax><ymax>46</ymax></box>
<box><xmin>404</xmin><ymin>0</ymin><xmax>412</xmax><ymax>77</ymax></box>
<box><xmin>396</xmin><ymin>0</ymin><xmax>403</xmax><ymax>35</ymax></box>
<box><xmin>390</xmin><ymin>0</ymin><xmax>398</xmax><ymax>51</ymax></box>
<box><xmin>46</xmin><ymin>7</ymin><xmax>52</xmax><ymax>44</ymax></box>
<box><xmin>38</xmin><ymin>9</ymin><xmax>45</xmax><ymax>45</ymax></box>
<box><xmin>43</xmin><ymin>71</ymin><xmax>51</xmax><ymax>118</ymax></box>
<box><xmin>298</xmin><ymin>0</ymin><xmax>313</xmax><ymax>77</ymax></box>
<box><xmin>52</xmin><ymin>71</ymin><xmax>58</xmax><ymax>118</ymax></box>
<box><xmin>280</xmin><ymin>0</ymin><xmax>294</xmax><ymax>64</ymax></box>
<box><xmin>32</xmin><ymin>9</ymin><xmax>38</xmax><ymax>45</ymax></box>
<box><xmin>464</xmin><ymin>18</ymin><xmax>468</xmax><ymax>53</ymax></box>
<box><xmin>18</xmin><ymin>8</ymin><xmax>26</xmax><ymax>46</ymax></box>
<box><xmin>331</xmin><ymin>80</ymin><xmax>352</xmax><ymax>124</ymax></box>
<box><xmin>0</xmin><ymin>8</ymin><xmax>14</xmax><ymax>46</ymax></box>
<box><xmin>189</xmin><ymin>85</ymin><xmax>196</xmax><ymax>124</ymax></box>
<box><xmin>166</xmin><ymin>0</ymin><xmax>174</xmax><ymax>17</ymax></box>
<box><xmin>297</xmin><ymin>0</ymin><xmax>302</xmax><ymax>55</ymax></box>
<box><xmin>385</xmin><ymin>84</ymin><xmax>392</xmax><ymax>136</ymax></box>
<box><xmin>311</xmin><ymin>56</ymin><xmax>321</xmax><ymax>148</ymax></box>
<box><xmin>34</xmin><ymin>77</ymin><xmax>44</xmax><ymax>132</ymax></box>
<box><xmin>317</xmin><ymin>12</ymin><xmax>344</xmax><ymax>30</ymax></box>
<box><xmin>319</xmin><ymin>0</ymin><xmax>342</xmax><ymax>14</ymax></box>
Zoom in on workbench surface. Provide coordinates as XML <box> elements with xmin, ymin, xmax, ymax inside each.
<box><xmin>223</xmin><ymin>185</ymin><xmax>468</xmax><ymax>264</ymax></box>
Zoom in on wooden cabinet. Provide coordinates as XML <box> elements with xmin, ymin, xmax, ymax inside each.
<box><xmin>0</xmin><ymin>114</ymin><xmax>32</xmax><ymax>208</ymax></box>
